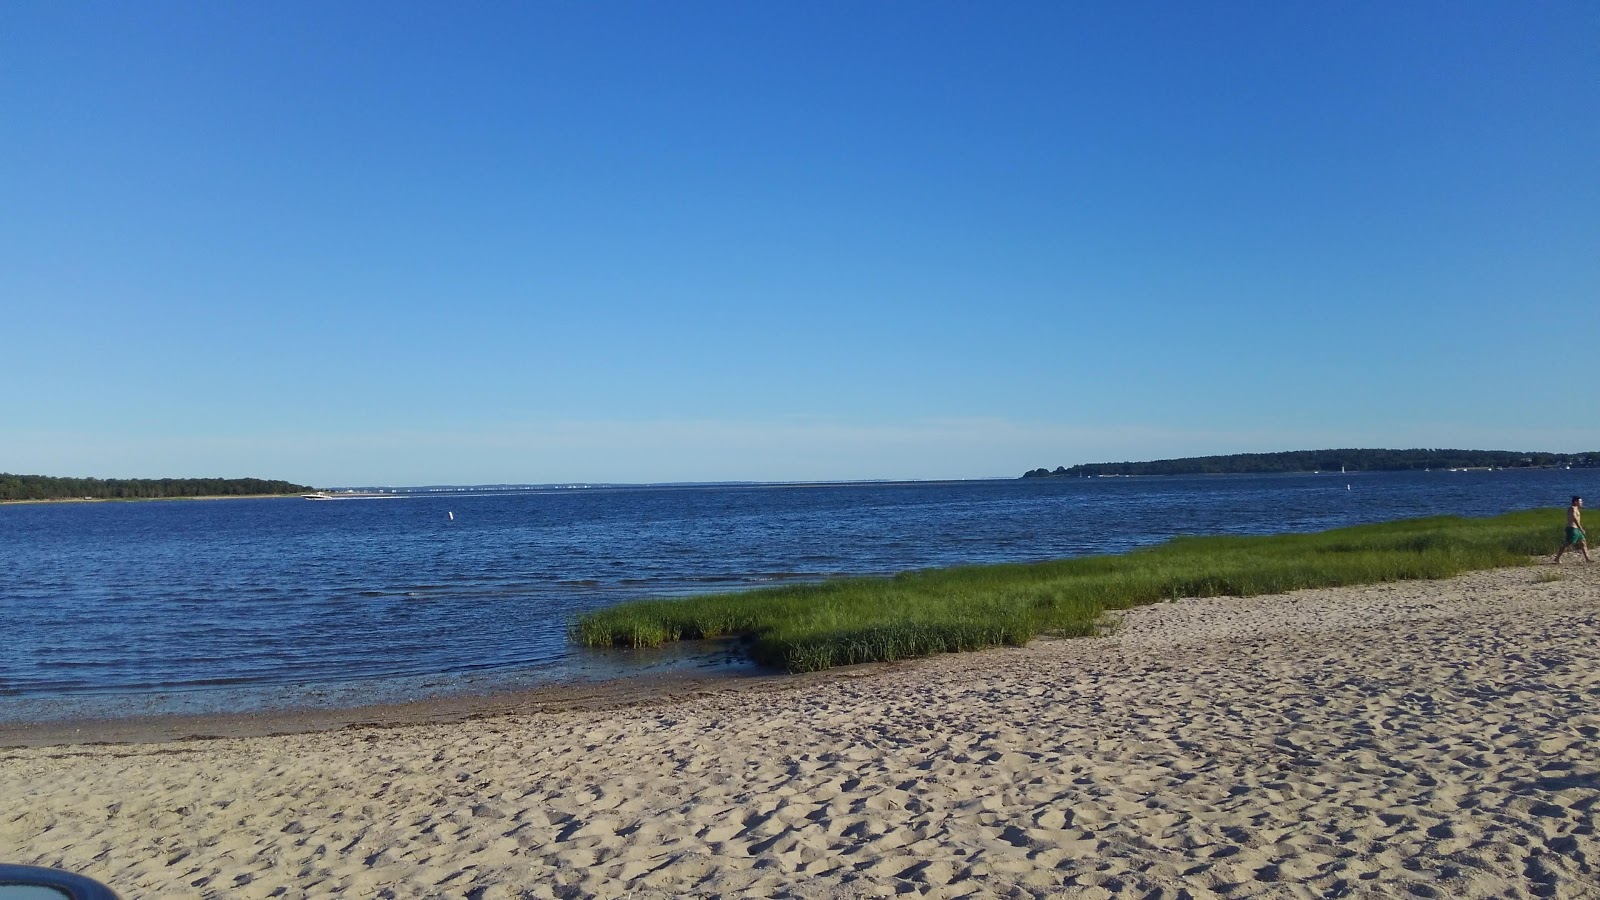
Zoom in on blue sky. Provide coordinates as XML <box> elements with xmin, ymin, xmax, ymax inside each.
<box><xmin>3</xmin><ymin>2</ymin><xmax>1596</xmax><ymax>485</ymax></box>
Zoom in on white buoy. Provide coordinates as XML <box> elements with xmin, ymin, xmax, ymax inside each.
<box><xmin>448</xmin><ymin>511</ymin><xmax>454</xmax><ymax>521</ymax></box>
<box><xmin>1346</xmin><ymin>484</ymin><xmax>1351</xmax><ymax>491</ymax></box>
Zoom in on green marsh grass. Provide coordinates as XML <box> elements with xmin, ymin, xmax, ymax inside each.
<box><xmin>571</xmin><ymin>509</ymin><xmax>1563</xmax><ymax>673</ymax></box>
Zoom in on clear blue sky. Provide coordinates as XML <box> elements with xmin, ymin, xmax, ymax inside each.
<box><xmin>3</xmin><ymin>2</ymin><xmax>1596</xmax><ymax>486</ymax></box>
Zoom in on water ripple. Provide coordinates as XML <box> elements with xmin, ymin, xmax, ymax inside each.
<box><xmin>2</xmin><ymin>470</ymin><xmax>1596</xmax><ymax>720</ymax></box>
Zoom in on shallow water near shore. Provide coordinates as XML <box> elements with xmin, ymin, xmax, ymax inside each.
<box><xmin>4</xmin><ymin>468</ymin><xmax>1597</xmax><ymax>721</ymax></box>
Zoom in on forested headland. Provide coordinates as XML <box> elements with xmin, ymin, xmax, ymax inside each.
<box><xmin>0</xmin><ymin>473</ymin><xmax>314</xmax><ymax>501</ymax></box>
<box><xmin>1023</xmin><ymin>449</ymin><xmax>1600</xmax><ymax>479</ymax></box>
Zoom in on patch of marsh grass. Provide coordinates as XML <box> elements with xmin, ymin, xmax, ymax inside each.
<box><xmin>571</xmin><ymin>508</ymin><xmax>1563</xmax><ymax>673</ymax></box>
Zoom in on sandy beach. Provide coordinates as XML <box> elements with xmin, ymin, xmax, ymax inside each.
<box><xmin>4</xmin><ymin>562</ymin><xmax>1598</xmax><ymax>899</ymax></box>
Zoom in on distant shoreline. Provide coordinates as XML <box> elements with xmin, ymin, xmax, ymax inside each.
<box><xmin>0</xmin><ymin>493</ymin><xmax>305</xmax><ymax>506</ymax></box>
<box><xmin>1025</xmin><ymin>447</ymin><xmax>1599</xmax><ymax>479</ymax></box>
<box><xmin>1038</xmin><ymin>465</ymin><xmax>1568</xmax><ymax>478</ymax></box>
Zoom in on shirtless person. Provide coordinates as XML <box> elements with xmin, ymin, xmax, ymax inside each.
<box><xmin>1555</xmin><ymin>496</ymin><xmax>1591</xmax><ymax>563</ymax></box>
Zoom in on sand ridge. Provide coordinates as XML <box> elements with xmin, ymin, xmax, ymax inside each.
<box><xmin>4</xmin><ymin>563</ymin><xmax>1598</xmax><ymax>898</ymax></box>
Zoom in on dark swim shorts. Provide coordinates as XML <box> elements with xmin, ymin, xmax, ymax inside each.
<box><xmin>1569</xmin><ymin>527</ymin><xmax>1586</xmax><ymax>544</ymax></box>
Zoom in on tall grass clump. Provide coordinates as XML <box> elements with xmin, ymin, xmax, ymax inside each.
<box><xmin>570</xmin><ymin>508</ymin><xmax>1563</xmax><ymax>673</ymax></box>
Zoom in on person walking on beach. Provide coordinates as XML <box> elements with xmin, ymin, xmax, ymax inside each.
<box><xmin>1555</xmin><ymin>496</ymin><xmax>1591</xmax><ymax>563</ymax></box>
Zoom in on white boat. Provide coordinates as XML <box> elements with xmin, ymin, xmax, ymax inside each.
<box><xmin>302</xmin><ymin>492</ymin><xmax>335</xmax><ymax>500</ymax></box>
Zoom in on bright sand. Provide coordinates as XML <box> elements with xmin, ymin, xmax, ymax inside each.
<box><xmin>4</xmin><ymin>563</ymin><xmax>1598</xmax><ymax>899</ymax></box>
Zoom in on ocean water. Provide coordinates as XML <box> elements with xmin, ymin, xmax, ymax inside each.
<box><xmin>3</xmin><ymin>468</ymin><xmax>1596</xmax><ymax>721</ymax></box>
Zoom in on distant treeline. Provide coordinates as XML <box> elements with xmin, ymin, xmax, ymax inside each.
<box><xmin>1024</xmin><ymin>449</ymin><xmax>1600</xmax><ymax>479</ymax></box>
<box><xmin>0</xmin><ymin>473</ymin><xmax>313</xmax><ymax>501</ymax></box>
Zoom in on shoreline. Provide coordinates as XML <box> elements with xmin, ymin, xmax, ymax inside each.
<box><xmin>3</xmin><ymin>559</ymin><xmax>1585</xmax><ymax>752</ymax></box>
<box><xmin>4</xmin><ymin>551</ymin><xmax>1584</xmax><ymax>750</ymax></box>
<box><xmin>0</xmin><ymin>663</ymin><xmax>843</xmax><ymax>750</ymax></box>
<box><xmin>0</xmin><ymin>493</ymin><xmax>306</xmax><ymax>505</ymax></box>
<box><xmin>4</xmin><ymin>563</ymin><xmax>1596</xmax><ymax>897</ymax></box>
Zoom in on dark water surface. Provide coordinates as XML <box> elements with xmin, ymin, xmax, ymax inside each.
<box><xmin>4</xmin><ymin>469</ymin><xmax>1596</xmax><ymax>721</ymax></box>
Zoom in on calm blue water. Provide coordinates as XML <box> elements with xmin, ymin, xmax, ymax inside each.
<box><xmin>3</xmin><ymin>469</ymin><xmax>1596</xmax><ymax>721</ymax></box>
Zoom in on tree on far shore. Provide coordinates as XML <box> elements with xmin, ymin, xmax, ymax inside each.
<box><xmin>1022</xmin><ymin>448</ymin><xmax>1600</xmax><ymax>479</ymax></box>
<box><xmin>0</xmin><ymin>473</ymin><xmax>313</xmax><ymax>501</ymax></box>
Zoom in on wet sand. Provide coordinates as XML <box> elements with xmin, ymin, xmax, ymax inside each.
<box><xmin>3</xmin><ymin>563</ymin><xmax>1597</xmax><ymax>898</ymax></box>
<box><xmin>0</xmin><ymin>666</ymin><xmax>820</xmax><ymax>750</ymax></box>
